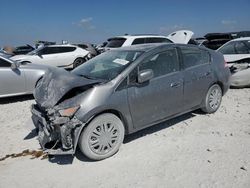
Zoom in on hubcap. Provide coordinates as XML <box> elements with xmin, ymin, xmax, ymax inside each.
<box><xmin>88</xmin><ymin>122</ymin><xmax>119</xmax><ymax>155</ymax></box>
<box><xmin>208</xmin><ymin>87</ymin><xmax>222</xmax><ymax>110</ymax></box>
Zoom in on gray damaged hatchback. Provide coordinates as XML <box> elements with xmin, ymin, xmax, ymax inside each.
<box><xmin>31</xmin><ymin>43</ymin><xmax>231</xmax><ymax>160</ymax></box>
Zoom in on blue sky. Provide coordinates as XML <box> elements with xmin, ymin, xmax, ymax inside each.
<box><xmin>0</xmin><ymin>0</ymin><xmax>250</xmax><ymax>47</ymax></box>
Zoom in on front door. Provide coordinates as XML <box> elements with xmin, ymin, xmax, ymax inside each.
<box><xmin>127</xmin><ymin>48</ymin><xmax>184</xmax><ymax>129</ymax></box>
<box><xmin>0</xmin><ymin>59</ymin><xmax>26</xmax><ymax>96</ymax></box>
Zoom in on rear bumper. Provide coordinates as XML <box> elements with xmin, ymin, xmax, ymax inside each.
<box><xmin>31</xmin><ymin>104</ymin><xmax>84</xmax><ymax>155</ymax></box>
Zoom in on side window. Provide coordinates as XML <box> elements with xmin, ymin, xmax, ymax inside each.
<box><xmin>145</xmin><ymin>37</ymin><xmax>170</xmax><ymax>43</ymax></box>
<box><xmin>40</xmin><ymin>47</ymin><xmax>58</xmax><ymax>55</ymax></box>
<box><xmin>132</xmin><ymin>38</ymin><xmax>145</xmax><ymax>45</ymax></box>
<box><xmin>0</xmin><ymin>59</ymin><xmax>11</xmax><ymax>67</ymax></box>
<box><xmin>181</xmin><ymin>47</ymin><xmax>209</xmax><ymax>69</ymax></box>
<box><xmin>235</xmin><ymin>42</ymin><xmax>249</xmax><ymax>54</ymax></box>
<box><xmin>58</xmin><ymin>47</ymin><xmax>76</xmax><ymax>53</ymax></box>
<box><xmin>218</xmin><ymin>42</ymin><xmax>236</xmax><ymax>54</ymax></box>
<box><xmin>139</xmin><ymin>49</ymin><xmax>179</xmax><ymax>78</ymax></box>
<box><xmin>116</xmin><ymin>77</ymin><xmax>128</xmax><ymax>91</ymax></box>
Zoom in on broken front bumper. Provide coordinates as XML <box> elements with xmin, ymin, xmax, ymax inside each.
<box><xmin>31</xmin><ymin>104</ymin><xmax>84</xmax><ymax>155</ymax></box>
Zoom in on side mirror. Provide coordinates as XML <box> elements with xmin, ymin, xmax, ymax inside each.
<box><xmin>11</xmin><ymin>62</ymin><xmax>20</xmax><ymax>69</ymax></box>
<box><xmin>138</xmin><ymin>69</ymin><xmax>153</xmax><ymax>84</ymax></box>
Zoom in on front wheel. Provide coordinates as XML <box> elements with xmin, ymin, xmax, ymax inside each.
<box><xmin>201</xmin><ymin>84</ymin><xmax>222</xmax><ymax>113</ymax></box>
<box><xmin>79</xmin><ymin>113</ymin><xmax>125</xmax><ymax>160</ymax></box>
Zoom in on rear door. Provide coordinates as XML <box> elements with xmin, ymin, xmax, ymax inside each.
<box><xmin>180</xmin><ymin>46</ymin><xmax>213</xmax><ymax>110</ymax></box>
<box><xmin>0</xmin><ymin>59</ymin><xmax>26</xmax><ymax>96</ymax></box>
<box><xmin>54</xmin><ymin>47</ymin><xmax>77</xmax><ymax>67</ymax></box>
<box><xmin>35</xmin><ymin>47</ymin><xmax>60</xmax><ymax>66</ymax></box>
<box><xmin>127</xmin><ymin>48</ymin><xmax>184</xmax><ymax>129</ymax></box>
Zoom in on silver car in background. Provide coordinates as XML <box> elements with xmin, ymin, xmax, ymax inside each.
<box><xmin>0</xmin><ymin>55</ymin><xmax>49</xmax><ymax>98</ymax></box>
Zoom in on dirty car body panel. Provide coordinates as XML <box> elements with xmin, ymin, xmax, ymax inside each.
<box><xmin>31</xmin><ymin>43</ymin><xmax>230</xmax><ymax>155</ymax></box>
<box><xmin>0</xmin><ymin>55</ymin><xmax>49</xmax><ymax>98</ymax></box>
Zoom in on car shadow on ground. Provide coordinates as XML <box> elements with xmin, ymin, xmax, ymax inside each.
<box><xmin>0</xmin><ymin>94</ymin><xmax>34</xmax><ymax>104</ymax></box>
<box><xmin>123</xmin><ymin>112</ymin><xmax>196</xmax><ymax>144</ymax></box>
<box><xmin>47</xmin><ymin>111</ymin><xmax>197</xmax><ymax>165</ymax></box>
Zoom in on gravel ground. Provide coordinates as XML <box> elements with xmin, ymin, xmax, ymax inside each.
<box><xmin>0</xmin><ymin>89</ymin><xmax>250</xmax><ymax>188</ymax></box>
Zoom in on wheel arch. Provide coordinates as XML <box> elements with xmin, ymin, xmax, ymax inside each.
<box><xmin>73</xmin><ymin>108</ymin><xmax>129</xmax><ymax>153</ymax></box>
<box><xmin>213</xmin><ymin>81</ymin><xmax>225</xmax><ymax>95</ymax></box>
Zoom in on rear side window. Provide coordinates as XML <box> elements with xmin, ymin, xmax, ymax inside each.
<box><xmin>139</xmin><ymin>49</ymin><xmax>179</xmax><ymax>78</ymax></box>
<box><xmin>40</xmin><ymin>47</ymin><xmax>59</xmax><ymax>55</ymax></box>
<box><xmin>40</xmin><ymin>47</ymin><xmax>76</xmax><ymax>55</ymax></box>
<box><xmin>181</xmin><ymin>47</ymin><xmax>210</xmax><ymax>69</ymax></box>
<box><xmin>132</xmin><ymin>38</ymin><xmax>145</xmax><ymax>45</ymax></box>
<box><xmin>106</xmin><ymin>38</ymin><xmax>126</xmax><ymax>48</ymax></box>
<box><xmin>235</xmin><ymin>42</ymin><xmax>249</xmax><ymax>54</ymax></box>
<box><xmin>145</xmin><ymin>37</ymin><xmax>172</xmax><ymax>43</ymax></box>
<box><xmin>218</xmin><ymin>42</ymin><xmax>236</xmax><ymax>54</ymax></box>
<box><xmin>57</xmin><ymin>47</ymin><xmax>76</xmax><ymax>53</ymax></box>
<box><xmin>0</xmin><ymin>59</ymin><xmax>11</xmax><ymax>67</ymax></box>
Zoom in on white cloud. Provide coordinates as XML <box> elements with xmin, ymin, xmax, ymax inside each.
<box><xmin>74</xmin><ymin>17</ymin><xmax>96</xmax><ymax>30</ymax></box>
<box><xmin>221</xmin><ymin>20</ymin><xmax>237</xmax><ymax>25</ymax></box>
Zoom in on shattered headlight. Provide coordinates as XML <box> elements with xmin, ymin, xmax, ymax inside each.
<box><xmin>58</xmin><ymin>106</ymin><xmax>80</xmax><ymax>117</ymax></box>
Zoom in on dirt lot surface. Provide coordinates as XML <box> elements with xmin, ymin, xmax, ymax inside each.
<box><xmin>0</xmin><ymin>89</ymin><xmax>250</xmax><ymax>188</ymax></box>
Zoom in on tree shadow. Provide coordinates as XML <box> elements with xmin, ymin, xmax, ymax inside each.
<box><xmin>0</xmin><ymin>94</ymin><xmax>34</xmax><ymax>104</ymax></box>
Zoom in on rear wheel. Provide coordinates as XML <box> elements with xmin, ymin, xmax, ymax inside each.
<box><xmin>201</xmin><ymin>84</ymin><xmax>222</xmax><ymax>113</ymax></box>
<box><xmin>79</xmin><ymin>113</ymin><xmax>125</xmax><ymax>160</ymax></box>
<box><xmin>73</xmin><ymin>58</ymin><xmax>86</xmax><ymax>69</ymax></box>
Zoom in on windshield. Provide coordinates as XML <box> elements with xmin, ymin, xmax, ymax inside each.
<box><xmin>72</xmin><ymin>50</ymin><xmax>143</xmax><ymax>80</ymax></box>
<box><xmin>27</xmin><ymin>46</ymin><xmax>44</xmax><ymax>55</ymax></box>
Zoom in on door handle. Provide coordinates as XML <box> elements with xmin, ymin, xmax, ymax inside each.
<box><xmin>170</xmin><ymin>82</ymin><xmax>181</xmax><ymax>88</ymax></box>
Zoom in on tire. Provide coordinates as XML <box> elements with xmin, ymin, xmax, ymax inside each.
<box><xmin>73</xmin><ymin>58</ymin><xmax>85</xmax><ymax>69</ymax></box>
<box><xmin>201</xmin><ymin>84</ymin><xmax>222</xmax><ymax>113</ymax></box>
<box><xmin>79</xmin><ymin>113</ymin><xmax>125</xmax><ymax>160</ymax></box>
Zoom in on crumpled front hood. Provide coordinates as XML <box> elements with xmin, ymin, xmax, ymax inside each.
<box><xmin>34</xmin><ymin>68</ymin><xmax>101</xmax><ymax>108</ymax></box>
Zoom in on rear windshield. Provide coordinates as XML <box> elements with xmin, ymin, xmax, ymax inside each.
<box><xmin>106</xmin><ymin>38</ymin><xmax>126</xmax><ymax>48</ymax></box>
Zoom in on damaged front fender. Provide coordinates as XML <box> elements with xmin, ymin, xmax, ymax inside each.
<box><xmin>31</xmin><ymin>104</ymin><xmax>86</xmax><ymax>155</ymax></box>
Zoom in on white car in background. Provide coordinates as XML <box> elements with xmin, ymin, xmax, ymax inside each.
<box><xmin>99</xmin><ymin>30</ymin><xmax>194</xmax><ymax>52</ymax></box>
<box><xmin>217</xmin><ymin>37</ymin><xmax>250</xmax><ymax>88</ymax></box>
<box><xmin>11</xmin><ymin>44</ymin><xmax>90</xmax><ymax>69</ymax></box>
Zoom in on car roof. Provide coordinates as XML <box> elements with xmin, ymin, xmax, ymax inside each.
<box><xmin>108</xmin><ymin>35</ymin><xmax>168</xmax><ymax>40</ymax></box>
<box><xmin>113</xmin><ymin>43</ymin><xmax>175</xmax><ymax>52</ymax></box>
<box><xmin>45</xmin><ymin>44</ymin><xmax>78</xmax><ymax>48</ymax></box>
